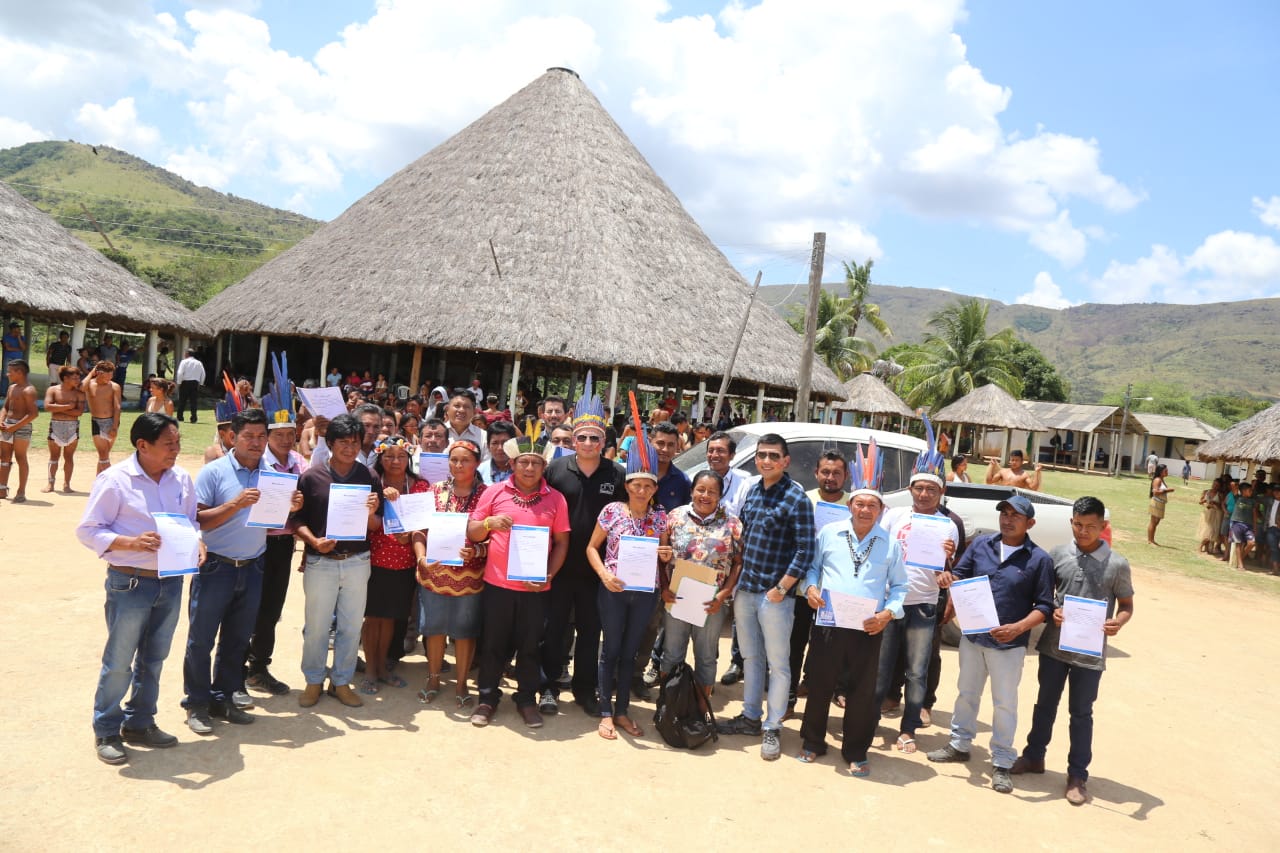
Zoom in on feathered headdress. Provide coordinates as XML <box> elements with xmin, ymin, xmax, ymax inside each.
<box><xmin>572</xmin><ymin>370</ymin><xmax>608</xmax><ymax>436</ymax></box>
<box><xmin>849</xmin><ymin>437</ymin><xmax>884</xmax><ymax>500</ymax></box>
<box><xmin>503</xmin><ymin>418</ymin><xmax>544</xmax><ymax>462</ymax></box>
<box><xmin>910</xmin><ymin>414</ymin><xmax>947</xmax><ymax>487</ymax></box>
<box><xmin>625</xmin><ymin>390</ymin><xmax>658</xmax><ymax>481</ymax></box>
<box><xmin>214</xmin><ymin>370</ymin><xmax>244</xmax><ymax>425</ymax></box>
<box><xmin>261</xmin><ymin>352</ymin><xmax>296</xmax><ymax>430</ymax></box>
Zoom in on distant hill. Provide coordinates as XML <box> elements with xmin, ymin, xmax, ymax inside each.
<box><xmin>0</xmin><ymin>141</ymin><xmax>321</xmax><ymax>307</ymax></box>
<box><xmin>761</xmin><ymin>281</ymin><xmax>1280</xmax><ymax>403</ymax></box>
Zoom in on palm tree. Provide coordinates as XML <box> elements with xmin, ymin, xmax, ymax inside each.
<box><xmin>901</xmin><ymin>298</ymin><xmax>1021</xmax><ymax>410</ymax></box>
<box><xmin>842</xmin><ymin>259</ymin><xmax>891</xmax><ymax>341</ymax></box>
<box><xmin>787</xmin><ymin>289</ymin><xmax>877</xmax><ymax>380</ymax></box>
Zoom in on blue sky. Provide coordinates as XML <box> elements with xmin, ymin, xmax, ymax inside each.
<box><xmin>1</xmin><ymin>0</ymin><xmax>1277</xmax><ymax>307</ymax></box>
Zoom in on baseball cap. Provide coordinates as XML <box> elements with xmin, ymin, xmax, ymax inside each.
<box><xmin>996</xmin><ymin>495</ymin><xmax>1036</xmax><ymax>519</ymax></box>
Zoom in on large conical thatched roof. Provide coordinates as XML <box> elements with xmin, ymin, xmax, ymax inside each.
<box><xmin>931</xmin><ymin>383</ymin><xmax>1048</xmax><ymax>431</ymax></box>
<box><xmin>0</xmin><ymin>181</ymin><xmax>209</xmax><ymax>336</ymax></box>
<box><xmin>831</xmin><ymin>373</ymin><xmax>914</xmax><ymax>417</ymax></box>
<box><xmin>195</xmin><ymin>68</ymin><xmax>841</xmax><ymax>396</ymax></box>
<box><xmin>1196</xmin><ymin>403</ymin><xmax>1280</xmax><ymax>464</ymax></box>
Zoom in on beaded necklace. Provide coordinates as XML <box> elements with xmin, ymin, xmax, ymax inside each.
<box><xmin>840</xmin><ymin>526</ymin><xmax>879</xmax><ymax>577</ymax></box>
<box><xmin>509</xmin><ymin>486</ymin><xmax>543</xmax><ymax>509</ymax></box>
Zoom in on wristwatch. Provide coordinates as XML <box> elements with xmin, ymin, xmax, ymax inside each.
<box><xmin>774</xmin><ymin>583</ymin><xmax>788</xmax><ymax>595</ymax></box>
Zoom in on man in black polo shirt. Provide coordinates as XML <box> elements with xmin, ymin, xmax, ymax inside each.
<box><xmin>540</xmin><ymin>381</ymin><xmax>623</xmax><ymax>716</ymax></box>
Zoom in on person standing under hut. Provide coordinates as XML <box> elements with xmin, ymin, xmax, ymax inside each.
<box><xmin>292</xmin><ymin>414</ymin><xmax>384</xmax><ymax>709</ymax></box>
<box><xmin>76</xmin><ymin>413</ymin><xmax>204</xmax><ymax>765</ymax></box>
<box><xmin>795</xmin><ymin>440</ymin><xmax>908</xmax><ymax>777</ymax></box>
<box><xmin>412</xmin><ymin>439</ymin><xmax>488</xmax><ymax>707</ymax></box>
<box><xmin>466</xmin><ymin>434</ymin><xmax>570</xmax><ymax>729</ymax></box>
<box><xmin>359</xmin><ymin>435</ymin><xmax>429</xmax><ymax>695</ymax></box>
<box><xmin>586</xmin><ymin>440</ymin><xmax>673</xmax><ymax>740</ymax></box>
<box><xmin>174</xmin><ymin>349</ymin><xmax>206</xmax><ymax>424</ymax></box>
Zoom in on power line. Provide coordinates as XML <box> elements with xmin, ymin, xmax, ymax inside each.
<box><xmin>55</xmin><ymin>214</ymin><xmax>289</xmax><ymax>242</ymax></box>
<box><xmin>1</xmin><ymin>179</ymin><xmax>315</xmax><ymax>224</ymax></box>
<box><xmin>62</xmin><ymin>223</ymin><xmax>281</xmax><ymax>254</ymax></box>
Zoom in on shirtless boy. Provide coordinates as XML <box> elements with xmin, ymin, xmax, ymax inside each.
<box><xmin>0</xmin><ymin>360</ymin><xmax>39</xmax><ymax>502</ymax></box>
<box><xmin>985</xmin><ymin>448</ymin><xmax>1044</xmax><ymax>491</ymax></box>
<box><xmin>44</xmin><ymin>365</ymin><xmax>86</xmax><ymax>492</ymax></box>
<box><xmin>81</xmin><ymin>361</ymin><xmax>122</xmax><ymax>475</ymax></box>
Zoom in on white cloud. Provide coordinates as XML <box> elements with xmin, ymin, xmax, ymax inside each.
<box><xmin>1016</xmin><ymin>271</ymin><xmax>1075</xmax><ymax>309</ymax></box>
<box><xmin>163</xmin><ymin>145</ymin><xmax>236</xmax><ymax>189</ymax></box>
<box><xmin>0</xmin><ymin>116</ymin><xmax>50</xmax><ymax>148</ymax></box>
<box><xmin>75</xmin><ymin>97</ymin><xmax>160</xmax><ymax>151</ymax></box>
<box><xmin>1089</xmin><ymin>229</ymin><xmax>1280</xmax><ymax>305</ymax></box>
<box><xmin>1028</xmin><ymin>210</ymin><xmax>1087</xmax><ymax>267</ymax></box>
<box><xmin>1253</xmin><ymin>195</ymin><xmax>1280</xmax><ymax>230</ymax></box>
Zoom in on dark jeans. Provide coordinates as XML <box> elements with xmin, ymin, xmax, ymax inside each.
<box><xmin>630</xmin><ymin>596</ymin><xmax>665</xmax><ymax>679</ymax></box>
<box><xmin>541</xmin><ymin>571</ymin><xmax>602</xmax><ymax>697</ymax></box>
<box><xmin>182</xmin><ymin>555</ymin><xmax>264</xmax><ymax>708</ymax></box>
<box><xmin>177</xmin><ymin>380</ymin><xmax>200</xmax><ymax>422</ymax></box>
<box><xmin>789</xmin><ymin>594</ymin><xmax>813</xmax><ymax>700</ymax></box>
<box><xmin>800</xmin><ymin>626</ymin><xmax>883</xmax><ymax>763</ymax></box>
<box><xmin>873</xmin><ymin>602</ymin><xmax>937</xmax><ymax>734</ymax></box>
<box><xmin>246</xmin><ymin>535</ymin><xmax>295</xmax><ymax>676</ymax></box>
<box><xmin>885</xmin><ymin>589</ymin><xmax>946</xmax><ymax>709</ymax></box>
<box><xmin>477</xmin><ymin>585</ymin><xmax>546</xmax><ymax>710</ymax></box>
<box><xmin>598</xmin><ymin>586</ymin><xmax>658</xmax><ymax>718</ymax></box>
<box><xmin>1022</xmin><ymin>654</ymin><xmax>1104</xmax><ymax>781</ymax></box>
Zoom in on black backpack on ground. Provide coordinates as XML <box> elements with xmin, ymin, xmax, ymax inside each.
<box><xmin>653</xmin><ymin>662</ymin><xmax>718</xmax><ymax>750</ymax></box>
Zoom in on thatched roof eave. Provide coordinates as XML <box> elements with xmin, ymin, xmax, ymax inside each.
<box><xmin>931</xmin><ymin>383</ymin><xmax>1049</xmax><ymax>432</ymax></box>
<box><xmin>1196</xmin><ymin>403</ymin><xmax>1280</xmax><ymax>464</ymax></box>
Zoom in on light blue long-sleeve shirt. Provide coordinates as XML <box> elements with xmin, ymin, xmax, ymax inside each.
<box><xmin>804</xmin><ymin>519</ymin><xmax>909</xmax><ymax>620</ymax></box>
<box><xmin>76</xmin><ymin>453</ymin><xmax>199</xmax><ymax>570</ymax></box>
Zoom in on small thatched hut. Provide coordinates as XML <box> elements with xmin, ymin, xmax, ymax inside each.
<box><xmin>931</xmin><ymin>383</ymin><xmax>1049</xmax><ymax>463</ymax></box>
<box><xmin>1197</xmin><ymin>403</ymin><xmax>1280</xmax><ymax>473</ymax></box>
<box><xmin>0</xmin><ymin>180</ymin><xmax>209</xmax><ymax>380</ymax></box>
<box><xmin>195</xmin><ymin>67</ymin><xmax>842</xmax><ymax>413</ymax></box>
<box><xmin>829</xmin><ymin>373</ymin><xmax>914</xmax><ymax>429</ymax></box>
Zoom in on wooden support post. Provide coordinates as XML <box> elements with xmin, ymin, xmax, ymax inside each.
<box><xmin>498</xmin><ymin>357</ymin><xmax>512</xmax><ymax>409</ymax></box>
<box><xmin>608</xmin><ymin>366</ymin><xmax>619</xmax><ymax>417</ymax></box>
<box><xmin>144</xmin><ymin>329</ymin><xmax>159</xmax><ymax>378</ymax></box>
<box><xmin>755</xmin><ymin>384</ymin><xmax>765</xmax><ymax>423</ymax></box>
<box><xmin>214</xmin><ymin>335</ymin><xmax>224</xmax><ymax>380</ymax></box>
<box><xmin>71</xmin><ymin>319</ymin><xmax>87</xmax><ymax>351</ymax></box>
<box><xmin>509</xmin><ymin>353</ymin><xmax>523</xmax><ymax>422</ymax></box>
<box><xmin>409</xmin><ymin>346</ymin><xmax>423</xmax><ymax>395</ymax></box>
<box><xmin>319</xmin><ymin>339</ymin><xmax>330</xmax><ymax>386</ymax></box>
<box><xmin>794</xmin><ymin>232</ymin><xmax>826</xmax><ymax>422</ymax></box>
<box><xmin>253</xmin><ymin>334</ymin><xmax>269</xmax><ymax>398</ymax></box>
<box><xmin>712</xmin><ymin>271</ymin><xmax>763</xmax><ymax>427</ymax></box>
<box><xmin>696</xmin><ymin>379</ymin><xmax>706</xmax><ymax>421</ymax></box>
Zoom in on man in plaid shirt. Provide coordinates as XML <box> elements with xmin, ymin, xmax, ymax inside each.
<box><xmin>716</xmin><ymin>433</ymin><xmax>814</xmax><ymax>761</ymax></box>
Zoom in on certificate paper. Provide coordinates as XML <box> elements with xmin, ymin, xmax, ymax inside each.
<box><xmin>506</xmin><ymin>524</ymin><xmax>550</xmax><ymax>582</ymax></box>
<box><xmin>950</xmin><ymin>575</ymin><xmax>1001</xmax><ymax>634</ymax></box>
<box><xmin>423</xmin><ymin>512</ymin><xmax>469</xmax><ymax>566</ymax></box>
<box><xmin>904</xmin><ymin>513</ymin><xmax>951</xmax><ymax>572</ymax></box>
<box><xmin>296</xmin><ymin>386</ymin><xmax>347</xmax><ymax>420</ymax></box>
<box><xmin>814</xmin><ymin>589</ymin><xmax>877</xmax><ymax>630</ymax></box>
<box><xmin>614</xmin><ymin>535</ymin><xmax>659</xmax><ymax>592</ymax></box>
<box><xmin>246</xmin><ymin>469</ymin><xmax>299</xmax><ymax>529</ymax></box>
<box><xmin>152</xmin><ymin>512</ymin><xmax>200</xmax><ymax>577</ymax></box>
<box><xmin>1059</xmin><ymin>595</ymin><xmax>1107</xmax><ymax>657</ymax></box>
<box><xmin>814</xmin><ymin>500</ymin><xmax>851</xmax><ymax>532</ymax></box>
<box><xmin>418</xmin><ymin>452</ymin><xmax>450</xmax><ymax>485</ymax></box>
<box><xmin>326</xmin><ymin>483</ymin><xmax>371</xmax><ymax>541</ymax></box>
<box><xmin>383</xmin><ymin>491</ymin><xmax>435</xmax><ymax>534</ymax></box>
<box><xmin>670</xmin><ymin>578</ymin><xmax>717</xmax><ymax>628</ymax></box>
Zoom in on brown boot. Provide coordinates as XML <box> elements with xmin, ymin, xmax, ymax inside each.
<box><xmin>299</xmin><ymin>683</ymin><xmax>323</xmax><ymax>708</ymax></box>
<box><xmin>328</xmin><ymin>681</ymin><xmax>364</xmax><ymax>708</ymax></box>
<box><xmin>1010</xmin><ymin>755</ymin><xmax>1045</xmax><ymax>774</ymax></box>
<box><xmin>1065</xmin><ymin>776</ymin><xmax>1088</xmax><ymax>805</ymax></box>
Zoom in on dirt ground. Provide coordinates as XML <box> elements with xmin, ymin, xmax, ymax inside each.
<box><xmin>1</xmin><ymin>453</ymin><xmax>1277</xmax><ymax>851</ymax></box>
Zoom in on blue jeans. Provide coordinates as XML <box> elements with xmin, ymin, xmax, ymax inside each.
<box><xmin>734</xmin><ymin>590</ymin><xmax>795</xmax><ymax>731</ymax></box>
<box><xmin>873</xmin><ymin>602</ymin><xmax>937</xmax><ymax>734</ymax></box>
<box><xmin>1267</xmin><ymin>527</ymin><xmax>1280</xmax><ymax>564</ymax></box>
<box><xmin>93</xmin><ymin>570</ymin><xmax>183</xmax><ymax>737</ymax></box>
<box><xmin>1022</xmin><ymin>654</ymin><xmax>1104</xmax><ymax>781</ymax></box>
<box><xmin>660</xmin><ymin>605</ymin><xmax>728</xmax><ymax>687</ymax></box>
<box><xmin>597</xmin><ymin>586</ymin><xmax>658</xmax><ymax>718</ymax></box>
<box><xmin>301</xmin><ymin>552</ymin><xmax>371</xmax><ymax>686</ymax></box>
<box><xmin>949</xmin><ymin>638</ymin><xmax>1027</xmax><ymax>769</ymax></box>
<box><xmin>182</xmin><ymin>554</ymin><xmax>264</xmax><ymax>708</ymax></box>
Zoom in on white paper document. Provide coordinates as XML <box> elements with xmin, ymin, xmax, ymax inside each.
<box><xmin>506</xmin><ymin>524</ymin><xmax>549</xmax><ymax>582</ymax></box>
<box><xmin>418</xmin><ymin>452</ymin><xmax>450</xmax><ymax>485</ymax></box>
<box><xmin>152</xmin><ymin>512</ymin><xmax>200</xmax><ymax>577</ymax></box>
<box><xmin>383</xmin><ymin>491</ymin><xmax>436</xmax><ymax>534</ymax></box>
<box><xmin>296</xmin><ymin>386</ymin><xmax>348</xmax><ymax>420</ymax></box>
<box><xmin>614</xmin><ymin>535</ymin><xmax>659</xmax><ymax>592</ymax></box>
<box><xmin>904</xmin><ymin>513</ymin><xmax>951</xmax><ymax>572</ymax></box>
<box><xmin>326</xmin><ymin>483</ymin><xmax>371</xmax><ymax>541</ymax></box>
<box><xmin>423</xmin><ymin>512</ymin><xmax>469</xmax><ymax>566</ymax></box>
<box><xmin>670</xmin><ymin>578</ymin><xmax>717</xmax><ymax>628</ymax></box>
<box><xmin>1059</xmin><ymin>595</ymin><xmax>1108</xmax><ymax>657</ymax></box>
<box><xmin>814</xmin><ymin>589</ymin><xmax>878</xmax><ymax>630</ymax></box>
<box><xmin>246</xmin><ymin>469</ymin><xmax>299</xmax><ymax>529</ymax></box>
<box><xmin>950</xmin><ymin>575</ymin><xmax>1001</xmax><ymax>634</ymax></box>
<box><xmin>814</xmin><ymin>500</ymin><xmax>851</xmax><ymax>532</ymax></box>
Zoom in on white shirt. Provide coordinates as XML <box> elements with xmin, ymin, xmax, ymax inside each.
<box><xmin>447</xmin><ymin>423</ymin><xmax>490</xmax><ymax>461</ymax></box>
<box><xmin>881</xmin><ymin>505</ymin><xmax>960</xmax><ymax>606</ymax></box>
<box><xmin>716</xmin><ymin>467</ymin><xmax>756</xmax><ymax>517</ymax></box>
<box><xmin>175</xmin><ymin>356</ymin><xmax>206</xmax><ymax>384</ymax></box>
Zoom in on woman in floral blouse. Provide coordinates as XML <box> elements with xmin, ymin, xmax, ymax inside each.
<box><xmin>660</xmin><ymin>470</ymin><xmax>743</xmax><ymax>695</ymax></box>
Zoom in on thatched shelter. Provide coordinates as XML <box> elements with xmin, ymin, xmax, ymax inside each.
<box><xmin>195</xmin><ymin>67</ymin><xmax>842</xmax><ymax>409</ymax></box>
<box><xmin>1197</xmin><ymin>403</ymin><xmax>1280</xmax><ymax>466</ymax></box>
<box><xmin>932</xmin><ymin>383</ymin><xmax>1049</xmax><ymax>463</ymax></box>
<box><xmin>829</xmin><ymin>373</ymin><xmax>914</xmax><ymax>428</ymax></box>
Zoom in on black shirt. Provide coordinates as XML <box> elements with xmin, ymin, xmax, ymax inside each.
<box><xmin>545</xmin><ymin>454</ymin><xmax>626</xmax><ymax>580</ymax></box>
<box><xmin>292</xmin><ymin>461</ymin><xmax>384</xmax><ymax>556</ymax></box>
<box><xmin>47</xmin><ymin>341</ymin><xmax>72</xmax><ymax>366</ymax></box>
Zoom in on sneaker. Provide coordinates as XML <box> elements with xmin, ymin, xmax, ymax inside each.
<box><xmin>992</xmin><ymin>766</ymin><xmax>1014</xmax><ymax>794</ymax></box>
<box><xmin>95</xmin><ymin>735</ymin><xmax>128</xmax><ymax>765</ymax></box>
<box><xmin>1065</xmin><ymin>776</ymin><xmax>1089</xmax><ymax>805</ymax></box>
<box><xmin>299</xmin><ymin>683</ymin><xmax>323</xmax><ymax>708</ymax></box>
<box><xmin>402</xmin><ymin>636</ymin><xmax>418</xmax><ymax>655</ymax></box>
<box><xmin>925</xmin><ymin>743</ymin><xmax>971</xmax><ymax>763</ymax></box>
<box><xmin>630</xmin><ymin>680</ymin><xmax>651</xmax><ymax>701</ymax></box>
<box><xmin>519</xmin><ymin>705</ymin><xmax>544</xmax><ymax>728</ymax></box>
<box><xmin>210</xmin><ymin>701</ymin><xmax>254</xmax><ymax>725</ymax></box>
<box><xmin>574</xmin><ymin>691</ymin><xmax>600</xmax><ymax>716</ymax></box>
<box><xmin>555</xmin><ymin>666</ymin><xmax>572</xmax><ymax>689</ymax></box>
<box><xmin>760</xmin><ymin>729</ymin><xmax>782</xmax><ymax>761</ymax></box>
<box><xmin>720</xmin><ymin>663</ymin><xmax>743</xmax><ymax>686</ymax></box>
<box><xmin>246</xmin><ymin>669</ymin><xmax>291</xmax><ymax>696</ymax></box>
<box><xmin>1010</xmin><ymin>755</ymin><xmax>1046</xmax><ymax>775</ymax></box>
<box><xmin>186</xmin><ymin>708</ymin><xmax>214</xmax><ymax>735</ymax></box>
<box><xmin>642</xmin><ymin>665</ymin><xmax>661</xmax><ymax>687</ymax></box>
<box><xmin>538</xmin><ymin>689</ymin><xmax>559</xmax><ymax>715</ymax></box>
<box><xmin>715</xmin><ymin>713</ymin><xmax>762</xmax><ymax>736</ymax></box>
<box><xmin>120</xmin><ymin>725</ymin><xmax>178</xmax><ymax>748</ymax></box>
<box><xmin>231</xmin><ymin>690</ymin><xmax>254</xmax><ymax>710</ymax></box>
<box><xmin>470</xmin><ymin>703</ymin><xmax>495</xmax><ymax>727</ymax></box>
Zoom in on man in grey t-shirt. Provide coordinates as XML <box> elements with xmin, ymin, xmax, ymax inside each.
<box><xmin>1010</xmin><ymin>495</ymin><xmax>1134</xmax><ymax>806</ymax></box>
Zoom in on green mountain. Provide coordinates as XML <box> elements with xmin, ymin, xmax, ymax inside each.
<box><xmin>761</xmin><ymin>281</ymin><xmax>1280</xmax><ymax>403</ymax></box>
<box><xmin>0</xmin><ymin>141</ymin><xmax>321</xmax><ymax>307</ymax></box>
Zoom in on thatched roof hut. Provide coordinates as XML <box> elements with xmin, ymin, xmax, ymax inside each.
<box><xmin>932</xmin><ymin>383</ymin><xmax>1049</xmax><ymax>432</ymax></box>
<box><xmin>831</xmin><ymin>373</ymin><xmax>914</xmax><ymax>417</ymax></box>
<box><xmin>1196</xmin><ymin>403</ymin><xmax>1280</xmax><ymax>464</ymax></box>
<box><xmin>195</xmin><ymin>67</ymin><xmax>841</xmax><ymax>398</ymax></box>
<box><xmin>0</xmin><ymin>180</ymin><xmax>209</xmax><ymax>336</ymax></box>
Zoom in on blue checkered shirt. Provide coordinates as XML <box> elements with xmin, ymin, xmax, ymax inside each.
<box><xmin>737</xmin><ymin>473</ymin><xmax>815</xmax><ymax>593</ymax></box>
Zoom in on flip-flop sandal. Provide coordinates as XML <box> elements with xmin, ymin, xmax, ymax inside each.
<box><xmin>848</xmin><ymin>761</ymin><xmax>870</xmax><ymax>778</ymax></box>
<box><xmin>378</xmin><ymin>674</ymin><xmax>408</xmax><ymax>688</ymax></box>
<box><xmin>896</xmin><ymin>735</ymin><xmax>917</xmax><ymax>754</ymax></box>
<box><xmin>418</xmin><ymin>685</ymin><xmax>441</xmax><ymax>703</ymax></box>
<box><xmin>795</xmin><ymin>750</ymin><xmax>820</xmax><ymax>764</ymax></box>
<box><xmin>455</xmin><ymin>694</ymin><xmax>474</xmax><ymax>709</ymax></box>
<box><xmin>833</xmin><ymin>695</ymin><xmax>847</xmax><ymax>709</ymax></box>
<box><xmin>358</xmin><ymin>678</ymin><xmax>379</xmax><ymax>695</ymax></box>
<box><xmin>616</xmin><ymin>717</ymin><xmax>643</xmax><ymax>737</ymax></box>
<box><xmin>10</xmin><ymin>495</ymin><xmax>25</xmax><ymax>503</ymax></box>
<box><xmin>598</xmin><ymin>720</ymin><xmax>618</xmax><ymax>740</ymax></box>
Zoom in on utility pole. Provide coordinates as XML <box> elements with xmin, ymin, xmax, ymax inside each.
<box><xmin>794</xmin><ymin>232</ymin><xmax>826</xmax><ymax>422</ymax></box>
<box><xmin>1112</xmin><ymin>384</ymin><xmax>1132</xmax><ymax>477</ymax></box>
<box><xmin>80</xmin><ymin>203</ymin><xmax>115</xmax><ymax>250</ymax></box>
<box><xmin>711</xmin><ymin>271</ymin><xmax>762</xmax><ymax>428</ymax></box>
